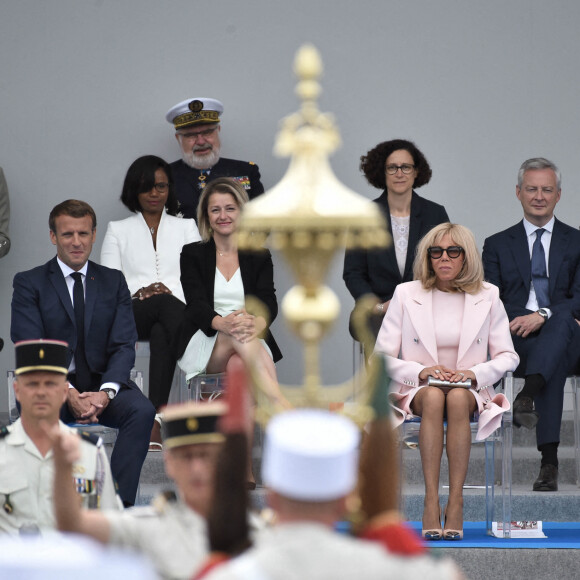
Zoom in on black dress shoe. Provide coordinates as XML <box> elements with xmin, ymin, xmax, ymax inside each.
<box><xmin>513</xmin><ymin>396</ymin><xmax>539</xmax><ymax>429</ymax></box>
<box><xmin>533</xmin><ymin>464</ymin><xmax>558</xmax><ymax>492</ymax></box>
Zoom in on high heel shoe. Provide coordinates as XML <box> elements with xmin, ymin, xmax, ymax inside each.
<box><xmin>443</xmin><ymin>506</ymin><xmax>463</xmax><ymax>541</ymax></box>
<box><xmin>422</xmin><ymin>506</ymin><xmax>442</xmax><ymax>541</ymax></box>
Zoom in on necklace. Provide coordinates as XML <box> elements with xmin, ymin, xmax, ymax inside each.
<box><xmin>149</xmin><ymin>226</ymin><xmax>155</xmax><ymax>236</ymax></box>
<box><xmin>217</xmin><ymin>249</ymin><xmax>227</xmax><ymax>257</ymax></box>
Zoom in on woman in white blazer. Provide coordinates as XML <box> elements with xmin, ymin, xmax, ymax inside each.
<box><xmin>374</xmin><ymin>223</ymin><xmax>518</xmax><ymax>541</ymax></box>
<box><xmin>101</xmin><ymin>156</ymin><xmax>200</xmax><ymax>449</ymax></box>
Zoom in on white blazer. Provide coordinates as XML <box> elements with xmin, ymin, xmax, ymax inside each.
<box><xmin>374</xmin><ymin>280</ymin><xmax>519</xmax><ymax>440</ymax></box>
<box><xmin>100</xmin><ymin>212</ymin><xmax>200</xmax><ymax>303</ymax></box>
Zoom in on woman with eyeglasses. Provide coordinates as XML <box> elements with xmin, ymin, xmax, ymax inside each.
<box><xmin>374</xmin><ymin>223</ymin><xmax>519</xmax><ymax>541</ymax></box>
<box><xmin>101</xmin><ymin>155</ymin><xmax>201</xmax><ymax>450</ymax></box>
<box><xmin>344</xmin><ymin>139</ymin><xmax>449</xmax><ymax>355</ymax></box>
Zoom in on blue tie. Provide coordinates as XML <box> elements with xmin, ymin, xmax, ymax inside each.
<box><xmin>531</xmin><ymin>228</ymin><xmax>550</xmax><ymax>308</ymax></box>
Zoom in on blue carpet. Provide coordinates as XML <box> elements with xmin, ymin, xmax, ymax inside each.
<box><xmin>409</xmin><ymin>521</ymin><xmax>580</xmax><ymax>548</ymax></box>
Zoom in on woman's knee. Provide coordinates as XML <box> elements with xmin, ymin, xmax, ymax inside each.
<box><xmin>446</xmin><ymin>388</ymin><xmax>476</xmax><ymax>415</ymax></box>
<box><xmin>225</xmin><ymin>353</ymin><xmax>243</xmax><ymax>371</ymax></box>
<box><xmin>414</xmin><ymin>386</ymin><xmax>445</xmax><ymax>415</ymax></box>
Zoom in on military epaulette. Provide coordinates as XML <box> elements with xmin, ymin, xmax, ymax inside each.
<box><xmin>0</xmin><ymin>425</ymin><xmax>9</xmax><ymax>439</ymax></box>
<box><xmin>79</xmin><ymin>431</ymin><xmax>101</xmax><ymax>446</ymax></box>
<box><xmin>152</xmin><ymin>490</ymin><xmax>177</xmax><ymax>514</ymax></box>
<box><xmin>161</xmin><ymin>490</ymin><xmax>177</xmax><ymax>503</ymax></box>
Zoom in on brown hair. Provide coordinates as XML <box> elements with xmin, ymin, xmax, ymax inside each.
<box><xmin>49</xmin><ymin>199</ymin><xmax>97</xmax><ymax>233</ymax></box>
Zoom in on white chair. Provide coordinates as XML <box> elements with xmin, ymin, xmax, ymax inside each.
<box><xmin>187</xmin><ymin>373</ymin><xmax>226</xmax><ymax>402</ymax></box>
<box><xmin>400</xmin><ymin>372</ymin><xmax>513</xmax><ymax>538</ymax></box>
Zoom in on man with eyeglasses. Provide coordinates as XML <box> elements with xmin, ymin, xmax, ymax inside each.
<box><xmin>483</xmin><ymin>157</ymin><xmax>580</xmax><ymax>492</ymax></box>
<box><xmin>166</xmin><ymin>98</ymin><xmax>264</xmax><ymax>220</ymax></box>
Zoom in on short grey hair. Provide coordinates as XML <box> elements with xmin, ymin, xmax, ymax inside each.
<box><xmin>517</xmin><ymin>157</ymin><xmax>561</xmax><ymax>189</ymax></box>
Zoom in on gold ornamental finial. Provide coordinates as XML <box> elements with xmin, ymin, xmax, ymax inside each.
<box><xmin>238</xmin><ymin>45</ymin><xmax>390</xmax><ymax>427</ymax></box>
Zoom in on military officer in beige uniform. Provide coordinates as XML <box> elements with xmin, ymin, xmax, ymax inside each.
<box><xmin>0</xmin><ymin>339</ymin><xmax>120</xmax><ymax>535</ymax></box>
<box><xmin>53</xmin><ymin>401</ymin><xmax>232</xmax><ymax>580</ymax></box>
<box><xmin>203</xmin><ymin>409</ymin><xmax>463</xmax><ymax>580</ymax></box>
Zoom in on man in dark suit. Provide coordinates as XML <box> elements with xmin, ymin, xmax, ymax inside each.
<box><xmin>483</xmin><ymin>158</ymin><xmax>580</xmax><ymax>491</ymax></box>
<box><xmin>11</xmin><ymin>199</ymin><xmax>155</xmax><ymax>505</ymax></box>
<box><xmin>166</xmin><ymin>97</ymin><xmax>264</xmax><ymax>220</ymax></box>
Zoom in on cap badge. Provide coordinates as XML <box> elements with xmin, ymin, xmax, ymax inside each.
<box><xmin>39</xmin><ymin>348</ymin><xmax>45</xmax><ymax>359</ymax></box>
<box><xmin>189</xmin><ymin>100</ymin><xmax>204</xmax><ymax>113</ymax></box>
<box><xmin>186</xmin><ymin>418</ymin><xmax>199</xmax><ymax>432</ymax></box>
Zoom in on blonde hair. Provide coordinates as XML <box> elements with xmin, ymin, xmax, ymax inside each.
<box><xmin>196</xmin><ymin>177</ymin><xmax>249</xmax><ymax>242</ymax></box>
<box><xmin>413</xmin><ymin>223</ymin><xmax>483</xmax><ymax>294</ymax></box>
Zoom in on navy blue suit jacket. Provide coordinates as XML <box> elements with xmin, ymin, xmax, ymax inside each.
<box><xmin>343</xmin><ymin>191</ymin><xmax>449</xmax><ymax>301</ymax></box>
<box><xmin>482</xmin><ymin>219</ymin><xmax>580</xmax><ymax>320</ymax></box>
<box><xmin>170</xmin><ymin>157</ymin><xmax>264</xmax><ymax>220</ymax></box>
<box><xmin>11</xmin><ymin>257</ymin><xmax>137</xmax><ymax>387</ymax></box>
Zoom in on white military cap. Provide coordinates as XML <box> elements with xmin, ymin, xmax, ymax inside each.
<box><xmin>263</xmin><ymin>409</ymin><xmax>360</xmax><ymax>501</ymax></box>
<box><xmin>166</xmin><ymin>97</ymin><xmax>224</xmax><ymax>130</ymax></box>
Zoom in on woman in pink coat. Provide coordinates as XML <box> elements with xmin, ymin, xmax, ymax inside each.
<box><xmin>374</xmin><ymin>223</ymin><xmax>518</xmax><ymax>541</ymax></box>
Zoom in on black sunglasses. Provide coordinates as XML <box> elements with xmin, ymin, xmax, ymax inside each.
<box><xmin>428</xmin><ymin>246</ymin><xmax>464</xmax><ymax>259</ymax></box>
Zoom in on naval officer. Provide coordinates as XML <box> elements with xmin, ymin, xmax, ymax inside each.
<box><xmin>166</xmin><ymin>97</ymin><xmax>264</xmax><ymax>219</ymax></box>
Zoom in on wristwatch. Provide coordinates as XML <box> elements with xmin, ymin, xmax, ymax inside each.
<box><xmin>102</xmin><ymin>388</ymin><xmax>116</xmax><ymax>400</ymax></box>
<box><xmin>537</xmin><ymin>308</ymin><xmax>549</xmax><ymax>320</ymax></box>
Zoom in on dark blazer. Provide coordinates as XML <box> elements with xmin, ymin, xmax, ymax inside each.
<box><xmin>11</xmin><ymin>257</ymin><xmax>137</xmax><ymax>387</ymax></box>
<box><xmin>343</xmin><ymin>191</ymin><xmax>449</xmax><ymax>301</ymax></box>
<box><xmin>178</xmin><ymin>238</ymin><xmax>282</xmax><ymax>361</ymax></box>
<box><xmin>170</xmin><ymin>157</ymin><xmax>264</xmax><ymax>220</ymax></box>
<box><xmin>482</xmin><ymin>219</ymin><xmax>580</xmax><ymax>320</ymax></box>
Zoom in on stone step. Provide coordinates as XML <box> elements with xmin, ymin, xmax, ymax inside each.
<box><xmin>510</xmin><ymin>411</ymin><xmax>577</xmax><ymax>447</ymax></box>
<box><xmin>400</xmin><ymin>483</ymin><xmax>580</xmax><ymax>522</ymax></box>
<box><xmin>137</xmin><ymin>481</ymin><xmax>580</xmax><ymax>524</ymax></box>
<box><xmin>138</xmin><ymin>448</ymin><xmax>266</xmax><ymax>486</ymax></box>
<box><xmin>401</xmin><ymin>445</ymin><xmax>579</xmax><ymax>485</ymax></box>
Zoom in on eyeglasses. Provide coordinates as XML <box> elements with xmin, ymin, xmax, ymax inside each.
<box><xmin>428</xmin><ymin>246</ymin><xmax>464</xmax><ymax>259</ymax></box>
<box><xmin>178</xmin><ymin>127</ymin><xmax>218</xmax><ymax>141</ymax></box>
<box><xmin>385</xmin><ymin>163</ymin><xmax>415</xmax><ymax>175</ymax></box>
<box><xmin>153</xmin><ymin>182</ymin><xmax>169</xmax><ymax>193</ymax></box>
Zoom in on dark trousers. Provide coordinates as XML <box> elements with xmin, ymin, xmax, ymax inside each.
<box><xmin>133</xmin><ymin>294</ymin><xmax>185</xmax><ymax>410</ymax></box>
<box><xmin>61</xmin><ymin>379</ymin><xmax>155</xmax><ymax>505</ymax></box>
<box><xmin>511</xmin><ymin>312</ymin><xmax>580</xmax><ymax>447</ymax></box>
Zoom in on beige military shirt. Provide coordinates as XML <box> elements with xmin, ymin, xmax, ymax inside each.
<box><xmin>106</xmin><ymin>493</ymin><xmax>209</xmax><ymax>580</ymax></box>
<box><xmin>0</xmin><ymin>419</ymin><xmax>120</xmax><ymax>535</ymax></box>
<box><xmin>204</xmin><ymin>522</ymin><xmax>462</xmax><ymax>580</ymax></box>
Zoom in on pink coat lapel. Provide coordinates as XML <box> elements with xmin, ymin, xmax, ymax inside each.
<box><xmin>406</xmin><ymin>286</ymin><xmax>438</xmax><ymax>365</ymax></box>
<box><xmin>457</xmin><ymin>292</ymin><xmax>491</xmax><ymax>363</ymax></box>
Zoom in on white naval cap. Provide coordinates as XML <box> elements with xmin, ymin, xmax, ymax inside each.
<box><xmin>166</xmin><ymin>97</ymin><xmax>224</xmax><ymax>129</ymax></box>
<box><xmin>263</xmin><ymin>409</ymin><xmax>360</xmax><ymax>501</ymax></box>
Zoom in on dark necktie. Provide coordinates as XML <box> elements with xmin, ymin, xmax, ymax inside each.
<box><xmin>71</xmin><ymin>272</ymin><xmax>91</xmax><ymax>391</ymax></box>
<box><xmin>531</xmin><ymin>228</ymin><xmax>550</xmax><ymax>308</ymax></box>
